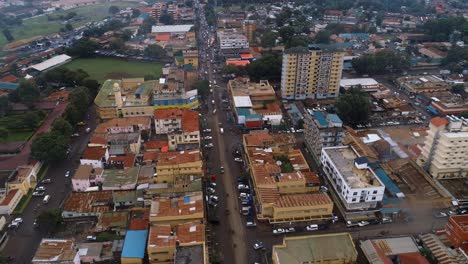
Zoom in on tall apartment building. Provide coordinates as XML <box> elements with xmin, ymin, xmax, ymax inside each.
<box><xmin>321</xmin><ymin>146</ymin><xmax>385</xmax><ymax>211</ymax></box>
<box><xmin>281</xmin><ymin>46</ymin><xmax>344</xmax><ymax>100</ymax></box>
<box><xmin>304</xmin><ymin>111</ymin><xmax>344</xmax><ymax>161</ymax></box>
<box><xmin>151</xmin><ymin>2</ymin><xmax>165</xmax><ymax>19</ymax></box>
<box><xmin>242</xmin><ymin>20</ymin><xmax>256</xmax><ymax>43</ymax></box>
<box><xmin>417</xmin><ymin>116</ymin><xmax>468</xmax><ymax>179</ymax></box>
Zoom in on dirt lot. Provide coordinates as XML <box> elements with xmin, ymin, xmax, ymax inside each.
<box><xmin>439</xmin><ymin>179</ymin><xmax>468</xmax><ymax>200</ymax></box>
<box><xmin>382</xmin><ymin>126</ymin><xmax>427</xmax><ymax>146</ymax></box>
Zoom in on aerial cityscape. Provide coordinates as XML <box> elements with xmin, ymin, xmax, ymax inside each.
<box><xmin>0</xmin><ymin>0</ymin><xmax>467</xmax><ymax>263</ymax></box>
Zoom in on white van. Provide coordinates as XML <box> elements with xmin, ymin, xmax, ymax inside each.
<box><xmin>43</xmin><ymin>195</ymin><xmax>51</xmax><ymax>204</ymax></box>
<box><xmin>306</xmin><ymin>224</ymin><xmax>318</xmax><ymax>231</ymax></box>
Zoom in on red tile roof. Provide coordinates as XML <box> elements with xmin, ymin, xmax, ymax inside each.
<box><xmin>430</xmin><ymin>117</ymin><xmax>449</xmax><ymax>127</ymax></box>
<box><xmin>144</xmin><ymin>140</ymin><xmax>168</xmax><ymax>150</ymax></box>
<box><xmin>226</xmin><ymin>60</ymin><xmax>250</xmax><ymax>66</ymax></box>
<box><xmin>128</xmin><ymin>219</ymin><xmax>149</xmax><ymax>230</ymax></box>
<box><xmin>82</xmin><ymin>147</ymin><xmax>107</xmax><ymax>160</ymax></box>
<box><xmin>0</xmin><ymin>189</ymin><xmax>20</xmax><ymax>206</ymax></box>
<box><xmin>154</xmin><ymin>108</ymin><xmax>182</xmax><ymax>120</ymax></box>
<box><xmin>325</xmin><ymin>10</ymin><xmax>343</xmax><ymax>16</ymax></box>
<box><xmin>398</xmin><ymin>253</ymin><xmax>430</xmax><ymax>264</ymax></box>
<box><xmin>0</xmin><ymin>74</ymin><xmax>18</xmax><ymax>83</ymax></box>
<box><xmin>181</xmin><ymin>109</ymin><xmax>199</xmax><ymax>132</ymax></box>
<box><xmin>89</xmin><ymin>136</ymin><xmax>107</xmax><ymax>145</ymax></box>
<box><xmin>108</xmin><ymin>154</ymin><xmax>136</xmax><ymax>168</ymax></box>
<box><xmin>240</xmin><ymin>53</ymin><xmax>253</xmax><ymax>60</ymax></box>
<box><xmin>155</xmin><ymin>33</ymin><xmax>171</xmax><ymax>41</ymax></box>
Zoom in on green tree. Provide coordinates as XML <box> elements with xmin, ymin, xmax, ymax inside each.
<box><xmin>144</xmin><ymin>44</ymin><xmax>166</xmax><ymax>59</ymax></box>
<box><xmin>460</xmin><ymin>111</ymin><xmax>468</xmax><ymax>118</ymax></box>
<box><xmin>31</xmin><ymin>132</ymin><xmax>69</xmax><ymax>162</ymax></box>
<box><xmin>64</xmin><ymin>104</ymin><xmax>81</xmax><ymax>126</ymax></box>
<box><xmin>0</xmin><ymin>127</ymin><xmax>8</xmax><ymax>139</ymax></box>
<box><xmin>23</xmin><ymin>111</ymin><xmax>42</xmax><ymax>129</ymax></box>
<box><xmin>36</xmin><ymin>208</ymin><xmax>63</xmax><ymax>232</ymax></box>
<box><xmin>335</xmin><ymin>87</ymin><xmax>371</xmax><ymax>126</ymax></box>
<box><xmin>279</xmin><ymin>26</ymin><xmax>295</xmax><ymax>45</ymax></box>
<box><xmin>260</xmin><ymin>31</ymin><xmax>278</xmax><ymax>48</ymax></box>
<box><xmin>245</xmin><ymin>55</ymin><xmax>282</xmax><ymax>81</ymax></box>
<box><xmin>67</xmin><ymin>38</ymin><xmax>99</xmax><ymax>57</ymax></box>
<box><xmin>108</xmin><ymin>5</ymin><xmax>120</xmax><ymax>15</ymax></box>
<box><xmin>315</xmin><ymin>30</ymin><xmax>332</xmax><ymax>44</ymax></box>
<box><xmin>288</xmin><ymin>35</ymin><xmax>311</xmax><ymax>48</ymax></box>
<box><xmin>193</xmin><ymin>80</ymin><xmax>210</xmax><ymax>99</ymax></box>
<box><xmin>351</xmin><ymin>50</ymin><xmax>409</xmax><ymax>75</ymax></box>
<box><xmin>82</xmin><ymin>79</ymin><xmax>100</xmax><ymax>97</ymax></box>
<box><xmin>17</xmin><ymin>81</ymin><xmax>40</xmax><ymax>107</ymax></box>
<box><xmin>140</xmin><ymin>17</ymin><xmax>156</xmax><ymax>35</ymax></box>
<box><xmin>51</xmin><ymin>118</ymin><xmax>73</xmax><ymax>137</ymax></box>
<box><xmin>2</xmin><ymin>29</ymin><xmax>14</xmax><ymax>42</ymax></box>
<box><xmin>132</xmin><ymin>9</ymin><xmax>141</xmax><ymax>18</ymax></box>
<box><xmin>0</xmin><ymin>96</ymin><xmax>10</xmax><ymax>116</ymax></box>
<box><xmin>65</xmin><ymin>23</ymin><xmax>73</xmax><ymax>31</ymax></box>
<box><xmin>144</xmin><ymin>74</ymin><xmax>157</xmax><ymax>80</ymax></box>
<box><xmin>159</xmin><ymin>13</ymin><xmax>174</xmax><ymax>25</ymax></box>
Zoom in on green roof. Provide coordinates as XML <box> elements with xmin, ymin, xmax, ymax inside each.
<box><xmin>94</xmin><ymin>79</ymin><xmax>155</xmax><ymax>108</ymax></box>
<box><xmin>112</xmin><ymin>190</ymin><xmax>139</xmax><ymax>204</ymax></box>
<box><xmin>175</xmin><ymin>56</ymin><xmax>183</xmax><ymax>62</ymax></box>
<box><xmin>273</xmin><ymin>233</ymin><xmax>357</xmax><ymax>263</ymax></box>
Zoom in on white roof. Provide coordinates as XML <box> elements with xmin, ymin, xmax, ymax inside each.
<box><xmin>30</xmin><ymin>54</ymin><xmax>72</xmax><ymax>71</ymax></box>
<box><xmin>233</xmin><ymin>96</ymin><xmax>252</xmax><ymax>108</ymax></box>
<box><xmin>340</xmin><ymin>78</ymin><xmax>379</xmax><ymax>87</ymax></box>
<box><xmin>151</xmin><ymin>24</ymin><xmax>194</xmax><ymax>33</ymax></box>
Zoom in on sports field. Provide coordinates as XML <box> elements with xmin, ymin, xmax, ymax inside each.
<box><xmin>0</xmin><ymin>1</ymin><xmax>139</xmax><ymax>49</ymax></box>
<box><xmin>63</xmin><ymin>57</ymin><xmax>163</xmax><ymax>82</ymax></box>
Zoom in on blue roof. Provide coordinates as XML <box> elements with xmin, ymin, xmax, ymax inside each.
<box><xmin>374</xmin><ymin>169</ymin><xmax>402</xmax><ymax>196</ymax></box>
<box><xmin>354</xmin><ymin>157</ymin><xmax>368</xmax><ymax>165</ymax></box>
<box><xmin>0</xmin><ymin>82</ymin><xmax>20</xmax><ymax>90</ymax></box>
<box><xmin>313</xmin><ymin>111</ymin><xmax>328</xmax><ymax>127</ymax></box>
<box><xmin>138</xmin><ymin>13</ymin><xmax>149</xmax><ymax>19</ymax></box>
<box><xmin>184</xmin><ymin>196</ymin><xmax>190</xmax><ymax>203</ymax></box>
<box><xmin>122</xmin><ymin>230</ymin><xmax>148</xmax><ymax>258</ymax></box>
<box><xmin>339</xmin><ymin>33</ymin><xmax>370</xmax><ymax>40</ymax></box>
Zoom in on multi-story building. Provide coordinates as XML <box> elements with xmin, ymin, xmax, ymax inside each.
<box><xmin>151</xmin><ymin>2</ymin><xmax>165</xmax><ymax>19</ymax></box>
<box><xmin>149</xmin><ymin>192</ymin><xmax>204</xmax><ymax>224</ymax></box>
<box><xmin>242</xmin><ymin>20</ymin><xmax>256</xmax><ymax>43</ymax></box>
<box><xmin>95</xmin><ymin>117</ymin><xmax>152</xmax><ymax>135</ymax></box>
<box><xmin>147</xmin><ymin>222</ymin><xmax>207</xmax><ymax>264</ymax></box>
<box><xmin>323</xmin><ymin>10</ymin><xmax>343</xmax><ymax>23</ymax></box>
<box><xmin>417</xmin><ymin>116</ymin><xmax>468</xmax><ymax>179</ymax></box>
<box><xmin>182</xmin><ymin>50</ymin><xmax>199</xmax><ymax>68</ymax></box>
<box><xmin>304</xmin><ymin>111</ymin><xmax>344</xmax><ymax>161</ymax></box>
<box><xmin>321</xmin><ymin>146</ymin><xmax>386</xmax><ymax>211</ymax></box>
<box><xmin>445</xmin><ymin>215</ymin><xmax>468</xmax><ymax>249</ymax></box>
<box><xmin>227</xmin><ymin>78</ymin><xmax>276</xmax><ymax>108</ymax></box>
<box><xmin>154</xmin><ymin>108</ymin><xmax>200</xmax><ymax>150</ymax></box>
<box><xmin>396</xmin><ymin>75</ymin><xmax>450</xmax><ymax>94</ymax></box>
<box><xmin>155</xmin><ymin>150</ymin><xmax>203</xmax><ymax>186</ymax></box>
<box><xmin>243</xmin><ymin>131</ymin><xmax>333</xmax><ymax>223</ymax></box>
<box><xmin>281</xmin><ymin>46</ymin><xmax>344</xmax><ymax>100</ymax></box>
<box><xmin>217</xmin><ymin>30</ymin><xmax>249</xmax><ymax>55</ymax></box>
<box><xmin>152</xmin><ymin>78</ymin><xmax>198</xmax><ymax>110</ymax></box>
<box><xmin>94</xmin><ymin>79</ymin><xmax>154</xmax><ymax>120</ymax></box>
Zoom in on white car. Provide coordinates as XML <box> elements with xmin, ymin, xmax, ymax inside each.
<box><xmin>238</xmin><ymin>184</ymin><xmax>249</xmax><ymax>190</ymax></box>
<box><xmin>204</xmin><ymin>143</ymin><xmax>214</xmax><ymax>148</ymax></box>
<box><xmin>207</xmin><ymin>187</ymin><xmax>215</xmax><ymax>194</ymax></box>
<box><xmin>203</xmin><ymin>129</ymin><xmax>212</xmax><ymax>133</ymax></box>
<box><xmin>273</xmin><ymin>228</ymin><xmax>285</xmax><ymax>235</ymax></box>
<box><xmin>253</xmin><ymin>242</ymin><xmax>264</xmax><ymax>250</ymax></box>
<box><xmin>65</xmin><ymin>171</ymin><xmax>70</xmax><ymax>177</ymax></box>
<box><xmin>234</xmin><ymin>157</ymin><xmax>243</xmax><ymax>162</ymax></box>
<box><xmin>36</xmin><ymin>186</ymin><xmax>46</xmax><ymax>192</ymax></box>
<box><xmin>358</xmin><ymin>221</ymin><xmax>370</xmax><ymax>227</ymax></box>
<box><xmin>285</xmin><ymin>227</ymin><xmax>296</xmax><ymax>233</ymax></box>
<box><xmin>13</xmin><ymin>218</ymin><xmax>23</xmax><ymax>224</ymax></box>
<box><xmin>209</xmin><ymin>195</ymin><xmax>219</xmax><ymax>203</ymax></box>
<box><xmin>306</xmin><ymin>224</ymin><xmax>318</xmax><ymax>231</ymax></box>
<box><xmin>204</xmin><ymin>136</ymin><xmax>213</xmax><ymax>140</ymax></box>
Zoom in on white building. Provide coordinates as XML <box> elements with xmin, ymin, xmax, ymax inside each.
<box><xmin>217</xmin><ymin>31</ymin><xmax>249</xmax><ymax>50</ymax></box>
<box><xmin>80</xmin><ymin>146</ymin><xmax>109</xmax><ymax>168</ymax></box>
<box><xmin>29</xmin><ymin>54</ymin><xmax>72</xmax><ymax>72</ymax></box>
<box><xmin>321</xmin><ymin>146</ymin><xmax>385</xmax><ymax>210</ymax></box>
<box><xmin>417</xmin><ymin>116</ymin><xmax>468</xmax><ymax>179</ymax></box>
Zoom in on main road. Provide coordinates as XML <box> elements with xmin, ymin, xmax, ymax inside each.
<box><xmin>2</xmin><ymin>107</ymin><xmax>97</xmax><ymax>263</ymax></box>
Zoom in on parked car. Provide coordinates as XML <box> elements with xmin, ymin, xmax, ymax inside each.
<box><xmin>65</xmin><ymin>171</ymin><xmax>70</xmax><ymax>177</ymax></box>
<box><xmin>209</xmin><ymin>195</ymin><xmax>219</xmax><ymax>203</ymax></box>
<box><xmin>32</xmin><ymin>191</ymin><xmax>45</xmax><ymax>197</ymax></box>
<box><xmin>234</xmin><ymin>157</ymin><xmax>243</xmax><ymax>162</ymax></box>
<box><xmin>204</xmin><ymin>136</ymin><xmax>213</xmax><ymax>140</ymax></box>
<box><xmin>285</xmin><ymin>227</ymin><xmax>296</xmax><ymax>233</ymax></box>
<box><xmin>306</xmin><ymin>224</ymin><xmax>318</xmax><ymax>231</ymax></box>
<box><xmin>273</xmin><ymin>228</ymin><xmax>285</xmax><ymax>235</ymax></box>
<box><xmin>36</xmin><ymin>186</ymin><xmax>46</xmax><ymax>192</ymax></box>
<box><xmin>381</xmin><ymin>217</ymin><xmax>393</xmax><ymax>223</ymax></box>
<box><xmin>358</xmin><ymin>221</ymin><xmax>370</xmax><ymax>227</ymax></box>
<box><xmin>238</xmin><ymin>184</ymin><xmax>249</xmax><ymax>190</ymax></box>
<box><xmin>246</xmin><ymin>219</ymin><xmax>257</xmax><ymax>227</ymax></box>
<box><xmin>41</xmin><ymin>178</ymin><xmax>52</xmax><ymax>184</ymax></box>
<box><xmin>209</xmin><ymin>182</ymin><xmax>217</xmax><ymax>188</ymax></box>
<box><xmin>433</xmin><ymin>212</ymin><xmax>448</xmax><ymax>218</ymax></box>
<box><xmin>203</xmin><ymin>129</ymin><xmax>212</xmax><ymax>133</ymax></box>
<box><xmin>86</xmin><ymin>236</ymin><xmax>97</xmax><ymax>241</ymax></box>
<box><xmin>207</xmin><ymin>187</ymin><xmax>215</xmax><ymax>194</ymax></box>
<box><xmin>253</xmin><ymin>242</ymin><xmax>264</xmax><ymax>250</ymax></box>
<box><xmin>369</xmin><ymin>219</ymin><xmax>381</xmax><ymax>225</ymax></box>
<box><xmin>204</xmin><ymin>143</ymin><xmax>214</xmax><ymax>148</ymax></box>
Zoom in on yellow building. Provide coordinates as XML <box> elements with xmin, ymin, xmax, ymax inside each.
<box><xmin>147</xmin><ymin>222</ymin><xmax>207</xmax><ymax>264</ymax></box>
<box><xmin>272</xmin><ymin>233</ymin><xmax>358</xmax><ymax>264</ymax></box>
<box><xmin>155</xmin><ymin>150</ymin><xmax>203</xmax><ymax>186</ymax></box>
<box><xmin>121</xmin><ymin>230</ymin><xmax>148</xmax><ymax>264</ymax></box>
<box><xmin>242</xmin><ymin>20</ymin><xmax>257</xmax><ymax>43</ymax></box>
<box><xmin>281</xmin><ymin>46</ymin><xmax>344</xmax><ymax>100</ymax></box>
<box><xmin>94</xmin><ymin>78</ymin><xmax>155</xmax><ymax>120</ymax></box>
<box><xmin>7</xmin><ymin>164</ymin><xmax>40</xmax><ymax>195</ymax></box>
<box><xmin>149</xmin><ymin>192</ymin><xmax>204</xmax><ymax>224</ymax></box>
<box><xmin>243</xmin><ymin>131</ymin><xmax>333</xmax><ymax>223</ymax></box>
<box><xmin>182</xmin><ymin>50</ymin><xmax>199</xmax><ymax>68</ymax></box>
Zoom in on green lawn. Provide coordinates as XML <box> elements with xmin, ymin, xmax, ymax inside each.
<box><xmin>0</xmin><ymin>112</ymin><xmax>44</xmax><ymax>143</ymax></box>
<box><xmin>0</xmin><ymin>1</ymin><xmax>139</xmax><ymax>49</ymax></box>
<box><xmin>63</xmin><ymin>57</ymin><xmax>163</xmax><ymax>82</ymax></box>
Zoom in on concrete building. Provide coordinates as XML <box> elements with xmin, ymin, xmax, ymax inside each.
<box><xmin>102</xmin><ymin>167</ymin><xmax>140</xmax><ymax>191</ymax></box>
<box><xmin>94</xmin><ymin>79</ymin><xmax>154</xmax><ymax>120</ymax></box>
<box><xmin>155</xmin><ymin>150</ymin><xmax>203</xmax><ymax>186</ymax></box>
<box><xmin>80</xmin><ymin>146</ymin><xmax>109</xmax><ymax>168</ymax></box>
<box><xmin>121</xmin><ymin>230</ymin><xmax>148</xmax><ymax>264</ymax></box>
<box><xmin>304</xmin><ymin>110</ymin><xmax>344</xmax><ymax>161</ymax></box>
<box><xmin>151</xmin><ymin>2</ymin><xmax>165</xmax><ymax>19</ymax></box>
<box><xmin>446</xmin><ymin>215</ymin><xmax>468</xmax><ymax>249</ymax></box>
<box><xmin>417</xmin><ymin>116</ymin><xmax>468</xmax><ymax>179</ymax></box>
<box><xmin>0</xmin><ymin>189</ymin><xmax>23</xmax><ymax>215</ymax></box>
<box><xmin>281</xmin><ymin>46</ymin><xmax>344</xmax><ymax>100</ymax></box>
<box><xmin>153</xmin><ymin>108</ymin><xmax>200</xmax><ymax>150</ymax></box>
<box><xmin>95</xmin><ymin>117</ymin><xmax>152</xmax><ymax>135</ymax></box>
<box><xmin>396</xmin><ymin>75</ymin><xmax>450</xmax><ymax>94</ymax></box>
<box><xmin>182</xmin><ymin>50</ymin><xmax>199</xmax><ymax>68</ymax></box>
<box><xmin>321</xmin><ymin>146</ymin><xmax>385</xmax><ymax>210</ymax></box>
<box><xmin>149</xmin><ymin>192</ymin><xmax>204</xmax><ymax>224</ymax></box>
<box><xmin>340</xmin><ymin>78</ymin><xmax>382</xmax><ymax>93</ymax></box>
<box><xmin>147</xmin><ymin>222</ymin><xmax>206</xmax><ymax>264</ymax></box>
<box><xmin>323</xmin><ymin>10</ymin><xmax>343</xmax><ymax>23</ymax></box>
<box><xmin>7</xmin><ymin>164</ymin><xmax>39</xmax><ymax>195</ymax></box>
<box><xmin>361</xmin><ymin>237</ymin><xmax>430</xmax><ymax>264</ymax></box>
<box><xmin>227</xmin><ymin>78</ymin><xmax>276</xmax><ymax>108</ymax></box>
<box><xmin>217</xmin><ymin>30</ymin><xmax>249</xmax><ymax>54</ymax></box>
<box><xmin>272</xmin><ymin>233</ymin><xmax>357</xmax><ymax>264</ymax></box>
<box><xmin>242</xmin><ymin>20</ymin><xmax>256</xmax><ymax>43</ymax></box>
<box><xmin>71</xmin><ymin>164</ymin><xmax>104</xmax><ymax>192</ymax></box>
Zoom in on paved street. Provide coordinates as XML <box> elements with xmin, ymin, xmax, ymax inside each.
<box><xmin>2</xmin><ymin>107</ymin><xmax>97</xmax><ymax>262</ymax></box>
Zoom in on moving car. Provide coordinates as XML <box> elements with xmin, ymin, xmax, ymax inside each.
<box><xmin>234</xmin><ymin>157</ymin><xmax>243</xmax><ymax>162</ymax></box>
<box><xmin>253</xmin><ymin>242</ymin><xmax>264</xmax><ymax>250</ymax></box>
<box><xmin>65</xmin><ymin>171</ymin><xmax>70</xmax><ymax>177</ymax></box>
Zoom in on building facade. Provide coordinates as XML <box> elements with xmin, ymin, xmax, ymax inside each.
<box><xmin>321</xmin><ymin>146</ymin><xmax>385</xmax><ymax>210</ymax></box>
<box><xmin>417</xmin><ymin>116</ymin><xmax>468</xmax><ymax>179</ymax></box>
<box><xmin>281</xmin><ymin>46</ymin><xmax>344</xmax><ymax>100</ymax></box>
<box><xmin>304</xmin><ymin>111</ymin><xmax>344</xmax><ymax>161</ymax></box>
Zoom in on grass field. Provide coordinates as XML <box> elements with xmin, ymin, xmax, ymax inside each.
<box><xmin>0</xmin><ymin>112</ymin><xmax>43</xmax><ymax>143</ymax></box>
<box><xmin>63</xmin><ymin>57</ymin><xmax>163</xmax><ymax>82</ymax></box>
<box><xmin>0</xmin><ymin>1</ymin><xmax>139</xmax><ymax>49</ymax></box>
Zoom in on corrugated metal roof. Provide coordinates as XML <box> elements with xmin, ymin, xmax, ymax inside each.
<box><xmin>122</xmin><ymin>230</ymin><xmax>148</xmax><ymax>258</ymax></box>
<box><xmin>374</xmin><ymin>169</ymin><xmax>403</xmax><ymax>196</ymax></box>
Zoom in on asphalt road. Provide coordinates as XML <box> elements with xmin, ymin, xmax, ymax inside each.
<box><xmin>2</xmin><ymin>107</ymin><xmax>97</xmax><ymax>263</ymax></box>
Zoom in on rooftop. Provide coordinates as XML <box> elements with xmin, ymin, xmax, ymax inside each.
<box><xmin>157</xmin><ymin>150</ymin><xmax>201</xmax><ymax>166</ymax></box>
<box><xmin>94</xmin><ymin>79</ymin><xmax>154</xmax><ymax>108</ymax></box>
<box><xmin>152</xmin><ymin>24</ymin><xmax>194</xmax><ymax>33</ymax></box>
<box><xmin>96</xmin><ymin>211</ymin><xmax>129</xmax><ymax>232</ymax></box>
<box><xmin>108</xmin><ymin>154</ymin><xmax>136</xmax><ymax>168</ymax></box>
<box><xmin>73</xmin><ymin>164</ymin><xmax>103</xmax><ymax>181</ymax></box>
<box><xmin>323</xmin><ymin>146</ymin><xmax>383</xmax><ymax>188</ymax></box>
<box><xmin>122</xmin><ymin>230</ymin><xmax>148</xmax><ymax>259</ymax></box>
<box><xmin>148</xmin><ymin>222</ymin><xmax>205</xmax><ymax>248</ymax></box>
<box><xmin>95</xmin><ymin>117</ymin><xmax>151</xmax><ymax>133</ymax></box>
<box><xmin>145</xmin><ymin>140</ymin><xmax>169</xmax><ymax>150</ymax></box>
<box><xmin>63</xmin><ymin>191</ymin><xmax>112</xmax><ymax>214</ymax></box>
<box><xmin>311</xmin><ymin>111</ymin><xmax>343</xmax><ymax>128</ymax></box>
<box><xmin>174</xmin><ymin>244</ymin><xmax>205</xmax><ymax>264</ymax></box>
<box><xmin>340</xmin><ymin>78</ymin><xmax>379</xmax><ymax>87</ymax></box>
<box><xmin>360</xmin><ymin>237</ymin><xmax>428</xmax><ymax>264</ymax></box>
<box><xmin>273</xmin><ymin>233</ymin><xmax>357</xmax><ymax>263</ymax></box>
<box><xmin>0</xmin><ymin>189</ymin><xmax>20</xmax><ymax>206</ymax></box>
<box><xmin>32</xmin><ymin>239</ymin><xmax>76</xmax><ymax>263</ymax></box>
<box><xmin>29</xmin><ymin>54</ymin><xmax>71</xmax><ymax>72</ymax></box>
<box><xmin>82</xmin><ymin>146</ymin><xmax>107</xmax><ymax>161</ymax></box>
<box><xmin>102</xmin><ymin>167</ymin><xmax>140</xmax><ymax>189</ymax></box>
<box><xmin>150</xmin><ymin>192</ymin><xmax>204</xmax><ymax>219</ymax></box>
<box><xmin>449</xmin><ymin>215</ymin><xmax>468</xmax><ymax>232</ymax></box>
<box><xmin>274</xmin><ymin>193</ymin><xmax>333</xmax><ymax>208</ymax></box>
<box><xmin>154</xmin><ymin>108</ymin><xmax>199</xmax><ymax>132</ymax></box>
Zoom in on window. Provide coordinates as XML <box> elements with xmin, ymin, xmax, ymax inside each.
<box><xmin>353</xmin><ymin>192</ymin><xmax>357</xmax><ymax>195</ymax></box>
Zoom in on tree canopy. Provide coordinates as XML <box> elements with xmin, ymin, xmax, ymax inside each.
<box><xmin>159</xmin><ymin>13</ymin><xmax>174</xmax><ymax>25</ymax></box>
<box><xmin>351</xmin><ymin>50</ymin><xmax>409</xmax><ymax>75</ymax></box>
<box><xmin>108</xmin><ymin>6</ymin><xmax>120</xmax><ymax>15</ymax></box>
<box><xmin>144</xmin><ymin>44</ymin><xmax>166</xmax><ymax>59</ymax></box>
<box><xmin>423</xmin><ymin>16</ymin><xmax>467</xmax><ymax>42</ymax></box>
<box><xmin>36</xmin><ymin>208</ymin><xmax>63</xmax><ymax>232</ymax></box>
<box><xmin>31</xmin><ymin>132</ymin><xmax>69</xmax><ymax>162</ymax></box>
<box><xmin>51</xmin><ymin>118</ymin><xmax>73</xmax><ymax>137</ymax></box>
<box><xmin>193</xmin><ymin>80</ymin><xmax>210</xmax><ymax>100</ymax></box>
<box><xmin>335</xmin><ymin>87</ymin><xmax>371</xmax><ymax>126</ymax></box>
<box><xmin>66</xmin><ymin>38</ymin><xmax>99</xmax><ymax>57</ymax></box>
